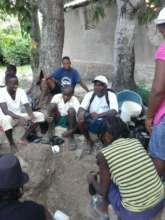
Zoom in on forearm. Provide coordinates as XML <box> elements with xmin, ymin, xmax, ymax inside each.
<box><xmin>147</xmin><ymin>90</ymin><xmax>165</xmax><ymax>119</ymax></box>
<box><xmin>98</xmin><ymin>109</ymin><xmax>117</xmax><ymax>118</ymax></box>
<box><xmin>24</xmin><ymin>104</ymin><xmax>34</xmax><ymax>117</ymax></box>
<box><xmin>6</xmin><ymin>110</ymin><xmax>21</xmax><ymax>120</ymax></box>
<box><xmin>80</xmin><ymin>81</ymin><xmax>89</xmax><ymax>92</ymax></box>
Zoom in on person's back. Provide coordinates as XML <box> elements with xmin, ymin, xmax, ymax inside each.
<box><xmin>0</xmin><ymin>200</ymin><xmax>45</xmax><ymax>220</ymax></box>
<box><xmin>0</xmin><ymin>154</ymin><xmax>53</xmax><ymax>220</ymax></box>
<box><xmin>101</xmin><ymin>137</ymin><xmax>164</xmax><ymax>212</ymax></box>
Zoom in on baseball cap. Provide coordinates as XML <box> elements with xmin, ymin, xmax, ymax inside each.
<box><xmin>93</xmin><ymin>75</ymin><xmax>109</xmax><ymax>86</ymax></box>
<box><xmin>155</xmin><ymin>7</ymin><xmax>165</xmax><ymax>25</ymax></box>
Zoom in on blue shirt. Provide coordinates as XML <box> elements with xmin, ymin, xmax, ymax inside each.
<box><xmin>52</xmin><ymin>67</ymin><xmax>81</xmax><ymax>88</ymax></box>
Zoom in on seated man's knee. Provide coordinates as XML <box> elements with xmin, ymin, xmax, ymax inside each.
<box><xmin>0</xmin><ymin>115</ymin><xmax>13</xmax><ymax>131</ymax></box>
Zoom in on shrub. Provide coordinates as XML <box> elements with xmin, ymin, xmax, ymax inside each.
<box><xmin>0</xmin><ymin>27</ymin><xmax>31</xmax><ymax>65</ymax></box>
<box><xmin>136</xmin><ymin>81</ymin><xmax>150</xmax><ymax>106</ymax></box>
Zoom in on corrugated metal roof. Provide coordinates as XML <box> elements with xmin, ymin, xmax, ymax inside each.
<box><xmin>64</xmin><ymin>0</ymin><xmax>91</xmax><ymax>9</ymax></box>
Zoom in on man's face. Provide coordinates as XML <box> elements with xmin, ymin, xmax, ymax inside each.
<box><xmin>62</xmin><ymin>59</ymin><xmax>71</xmax><ymax>70</ymax></box>
<box><xmin>94</xmin><ymin>81</ymin><xmax>106</xmax><ymax>96</ymax></box>
<box><xmin>62</xmin><ymin>86</ymin><xmax>73</xmax><ymax>102</ymax></box>
<box><xmin>6</xmin><ymin>78</ymin><xmax>18</xmax><ymax>94</ymax></box>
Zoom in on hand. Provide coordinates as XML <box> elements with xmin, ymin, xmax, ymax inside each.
<box><xmin>145</xmin><ymin>118</ymin><xmax>153</xmax><ymax>134</ymax></box>
<box><xmin>47</xmin><ymin>115</ymin><xmax>53</xmax><ymax>124</ymax></box>
<box><xmin>18</xmin><ymin>117</ymin><xmax>27</xmax><ymax>126</ymax></box>
<box><xmin>91</xmin><ymin>112</ymin><xmax>98</xmax><ymax>119</ymax></box>
<box><xmin>87</xmin><ymin>173</ymin><xmax>96</xmax><ymax>184</ymax></box>
<box><xmin>63</xmin><ymin>130</ymin><xmax>73</xmax><ymax>138</ymax></box>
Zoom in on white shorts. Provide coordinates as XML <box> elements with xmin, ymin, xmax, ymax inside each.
<box><xmin>0</xmin><ymin>112</ymin><xmax>45</xmax><ymax>131</ymax></box>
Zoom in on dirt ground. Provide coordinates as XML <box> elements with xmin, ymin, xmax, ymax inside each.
<box><xmin>0</xmin><ymin>128</ymin><xmax>101</xmax><ymax>220</ymax></box>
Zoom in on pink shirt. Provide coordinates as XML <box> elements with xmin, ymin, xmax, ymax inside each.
<box><xmin>153</xmin><ymin>42</ymin><xmax>165</xmax><ymax>124</ymax></box>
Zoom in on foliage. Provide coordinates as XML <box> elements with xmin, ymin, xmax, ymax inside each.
<box><xmin>89</xmin><ymin>0</ymin><xmax>162</xmax><ymax>24</ymax></box>
<box><xmin>0</xmin><ymin>26</ymin><xmax>31</xmax><ymax>65</ymax></box>
<box><xmin>0</xmin><ymin>0</ymin><xmax>32</xmax><ymax>35</ymax></box>
<box><xmin>136</xmin><ymin>81</ymin><xmax>150</xmax><ymax>106</ymax></box>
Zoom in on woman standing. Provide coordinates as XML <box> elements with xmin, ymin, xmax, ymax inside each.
<box><xmin>146</xmin><ymin>7</ymin><xmax>165</xmax><ymax>176</ymax></box>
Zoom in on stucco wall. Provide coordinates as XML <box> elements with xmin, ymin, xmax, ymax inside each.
<box><xmin>63</xmin><ymin>5</ymin><xmax>164</xmax><ymax>87</ymax></box>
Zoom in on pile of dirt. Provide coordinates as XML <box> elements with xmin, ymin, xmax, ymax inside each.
<box><xmin>0</xmin><ymin>136</ymin><xmax>100</xmax><ymax>220</ymax></box>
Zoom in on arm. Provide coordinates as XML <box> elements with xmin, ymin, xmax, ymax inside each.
<box><xmin>45</xmin><ymin>208</ymin><xmax>54</xmax><ymax>220</ymax></box>
<box><xmin>24</xmin><ymin>103</ymin><xmax>34</xmax><ymax>118</ymax></box>
<box><xmin>87</xmin><ymin>152</ymin><xmax>110</xmax><ymax>198</ymax></box>
<box><xmin>0</xmin><ymin>102</ymin><xmax>23</xmax><ymax>120</ymax></box>
<box><xmin>97</xmin><ymin>109</ymin><xmax>117</xmax><ymax>118</ymax></box>
<box><xmin>80</xmin><ymin>80</ymin><xmax>89</xmax><ymax>92</ymax></box>
<box><xmin>77</xmin><ymin>107</ymin><xmax>86</xmax><ymax>123</ymax></box>
<box><xmin>146</xmin><ymin>60</ymin><xmax>165</xmax><ymax>132</ymax></box>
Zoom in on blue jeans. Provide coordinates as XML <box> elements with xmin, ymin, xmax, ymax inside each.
<box><xmin>149</xmin><ymin>115</ymin><xmax>165</xmax><ymax>160</ymax></box>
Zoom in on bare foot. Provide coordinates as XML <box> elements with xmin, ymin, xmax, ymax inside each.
<box><xmin>18</xmin><ymin>139</ymin><xmax>28</xmax><ymax>145</ymax></box>
<box><xmin>63</xmin><ymin>130</ymin><xmax>73</xmax><ymax>138</ymax></box>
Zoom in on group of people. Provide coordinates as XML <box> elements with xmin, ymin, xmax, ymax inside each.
<box><xmin>87</xmin><ymin>7</ymin><xmax>165</xmax><ymax>220</ymax></box>
<box><xmin>0</xmin><ymin>7</ymin><xmax>165</xmax><ymax>220</ymax></box>
<box><xmin>0</xmin><ymin>56</ymin><xmax>118</xmax><ymax>154</ymax></box>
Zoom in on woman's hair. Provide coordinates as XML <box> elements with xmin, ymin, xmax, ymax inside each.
<box><xmin>0</xmin><ymin>188</ymin><xmax>23</xmax><ymax>201</ymax></box>
<box><xmin>99</xmin><ymin>115</ymin><xmax>129</xmax><ymax>141</ymax></box>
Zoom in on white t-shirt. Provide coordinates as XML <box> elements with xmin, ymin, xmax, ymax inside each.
<box><xmin>51</xmin><ymin>93</ymin><xmax>80</xmax><ymax>116</ymax></box>
<box><xmin>0</xmin><ymin>87</ymin><xmax>29</xmax><ymax>115</ymax></box>
<box><xmin>80</xmin><ymin>91</ymin><xmax>118</xmax><ymax>114</ymax></box>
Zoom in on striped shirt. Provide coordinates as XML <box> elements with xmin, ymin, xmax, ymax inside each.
<box><xmin>101</xmin><ymin>138</ymin><xmax>164</xmax><ymax>212</ymax></box>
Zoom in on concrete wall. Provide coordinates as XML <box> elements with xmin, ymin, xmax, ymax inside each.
<box><xmin>63</xmin><ymin>5</ymin><xmax>164</xmax><ymax>87</ymax></box>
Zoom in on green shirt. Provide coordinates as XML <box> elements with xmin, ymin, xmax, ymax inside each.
<box><xmin>101</xmin><ymin>138</ymin><xmax>164</xmax><ymax>212</ymax></box>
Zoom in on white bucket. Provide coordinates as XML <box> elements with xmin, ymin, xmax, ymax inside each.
<box><xmin>120</xmin><ymin>101</ymin><xmax>142</xmax><ymax>123</ymax></box>
<box><xmin>54</xmin><ymin>210</ymin><xmax>70</xmax><ymax>220</ymax></box>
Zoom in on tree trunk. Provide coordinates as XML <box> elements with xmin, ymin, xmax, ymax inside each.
<box><xmin>37</xmin><ymin>0</ymin><xmax>64</xmax><ymax>75</ymax></box>
<box><xmin>30</xmin><ymin>3</ymin><xmax>40</xmax><ymax>78</ymax></box>
<box><xmin>112</xmin><ymin>0</ymin><xmax>144</xmax><ymax>91</ymax></box>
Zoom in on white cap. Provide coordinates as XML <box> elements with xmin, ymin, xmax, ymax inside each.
<box><xmin>155</xmin><ymin>7</ymin><xmax>165</xmax><ymax>25</ymax></box>
<box><xmin>93</xmin><ymin>75</ymin><xmax>109</xmax><ymax>86</ymax></box>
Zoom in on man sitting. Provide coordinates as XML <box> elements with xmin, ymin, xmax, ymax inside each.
<box><xmin>47</xmin><ymin>85</ymin><xmax>80</xmax><ymax>150</ymax></box>
<box><xmin>39</xmin><ymin>56</ymin><xmax>88</xmax><ymax>107</ymax></box>
<box><xmin>0</xmin><ymin>75</ymin><xmax>45</xmax><ymax>152</ymax></box>
<box><xmin>87</xmin><ymin>115</ymin><xmax>165</xmax><ymax>220</ymax></box>
<box><xmin>77</xmin><ymin>75</ymin><xmax>118</xmax><ymax>152</ymax></box>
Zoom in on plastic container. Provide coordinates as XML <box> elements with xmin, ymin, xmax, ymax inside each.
<box><xmin>51</xmin><ymin>145</ymin><xmax>60</xmax><ymax>153</ymax></box>
<box><xmin>120</xmin><ymin>101</ymin><xmax>142</xmax><ymax>123</ymax></box>
<box><xmin>54</xmin><ymin>210</ymin><xmax>70</xmax><ymax>220</ymax></box>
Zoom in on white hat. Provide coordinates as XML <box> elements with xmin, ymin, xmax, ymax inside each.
<box><xmin>93</xmin><ymin>75</ymin><xmax>109</xmax><ymax>86</ymax></box>
<box><xmin>155</xmin><ymin>7</ymin><xmax>165</xmax><ymax>25</ymax></box>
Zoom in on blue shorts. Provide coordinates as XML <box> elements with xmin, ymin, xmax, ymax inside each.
<box><xmin>108</xmin><ymin>182</ymin><xmax>165</xmax><ymax>220</ymax></box>
<box><xmin>86</xmin><ymin>117</ymin><xmax>104</xmax><ymax>134</ymax></box>
<box><xmin>149</xmin><ymin>115</ymin><xmax>165</xmax><ymax>160</ymax></box>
